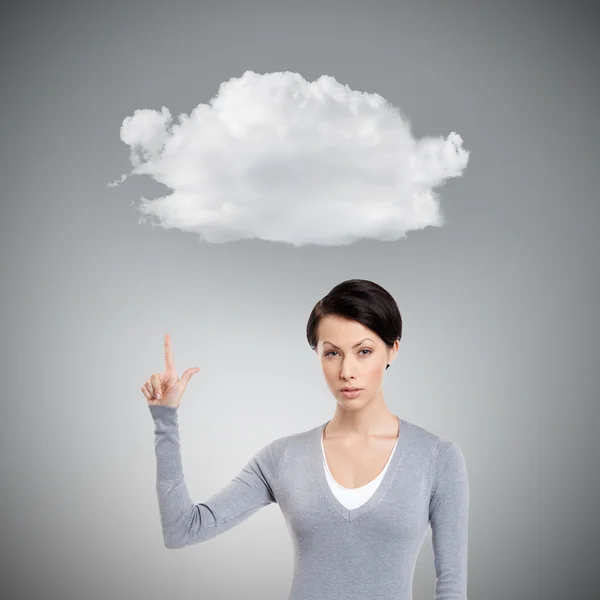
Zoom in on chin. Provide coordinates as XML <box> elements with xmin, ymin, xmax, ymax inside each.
<box><xmin>341</xmin><ymin>401</ymin><xmax>368</xmax><ymax>412</ymax></box>
<box><xmin>339</xmin><ymin>392</ymin><xmax>370</xmax><ymax>403</ymax></box>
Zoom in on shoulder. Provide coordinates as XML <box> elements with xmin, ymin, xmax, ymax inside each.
<box><xmin>427</xmin><ymin>435</ymin><xmax>469</xmax><ymax>497</ymax></box>
<box><xmin>402</xmin><ymin>418</ymin><xmax>445</xmax><ymax>464</ymax></box>
<box><xmin>402</xmin><ymin>419</ymin><xmax>468</xmax><ymax>486</ymax></box>
<box><xmin>251</xmin><ymin>433</ymin><xmax>289</xmax><ymax>467</ymax></box>
<box><xmin>403</xmin><ymin>418</ymin><xmax>440</xmax><ymax>447</ymax></box>
<box><xmin>249</xmin><ymin>424</ymin><xmax>318</xmax><ymax>484</ymax></box>
<box><xmin>250</xmin><ymin>421</ymin><xmax>315</xmax><ymax>464</ymax></box>
<box><xmin>254</xmin><ymin>421</ymin><xmax>320</xmax><ymax>464</ymax></box>
<box><xmin>405</xmin><ymin>419</ymin><xmax>465</xmax><ymax>460</ymax></box>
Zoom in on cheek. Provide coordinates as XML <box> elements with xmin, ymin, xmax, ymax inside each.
<box><xmin>321</xmin><ymin>362</ymin><xmax>335</xmax><ymax>377</ymax></box>
<box><xmin>367</xmin><ymin>362</ymin><xmax>384</xmax><ymax>379</ymax></box>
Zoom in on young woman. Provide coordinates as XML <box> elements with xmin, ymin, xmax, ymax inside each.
<box><xmin>141</xmin><ymin>279</ymin><xmax>469</xmax><ymax>600</ymax></box>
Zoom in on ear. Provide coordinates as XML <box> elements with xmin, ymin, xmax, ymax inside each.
<box><xmin>387</xmin><ymin>340</ymin><xmax>400</xmax><ymax>365</ymax></box>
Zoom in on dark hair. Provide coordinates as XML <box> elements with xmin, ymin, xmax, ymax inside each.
<box><xmin>306</xmin><ymin>279</ymin><xmax>402</xmax><ymax>369</ymax></box>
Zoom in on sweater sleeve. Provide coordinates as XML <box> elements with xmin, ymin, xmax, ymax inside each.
<box><xmin>429</xmin><ymin>439</ymin><xmax>470</xmax><ymax>600</ymax></box>
<box><xmin>149</xmin><ymin>404</ymin><xmax>287</xmax><ymax>549</ymax></box>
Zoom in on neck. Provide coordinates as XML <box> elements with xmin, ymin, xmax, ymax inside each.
<box><xmin>327</xmin><ymin>393</ymin><xmax>398</xmax><ymax>439</ymax></box>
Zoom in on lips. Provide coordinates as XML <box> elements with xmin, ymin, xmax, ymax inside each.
<box><xmin>341</xmin><ymin>387</ymin><xmax>361</xmax><ymax>391</ymax></box>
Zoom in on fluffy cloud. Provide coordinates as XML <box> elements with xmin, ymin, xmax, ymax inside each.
<box><xmin>108</xmin><ymin>70</ymin><xmax>469</xmax><ymax>246</ymax></box>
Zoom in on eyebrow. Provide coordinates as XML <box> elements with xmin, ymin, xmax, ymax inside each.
<box><xmin>323</xmin><ymin>337</ymin><xmax>374</xmax><ymax>349</ymax></box>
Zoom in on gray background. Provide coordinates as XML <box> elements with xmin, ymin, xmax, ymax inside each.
<box><xmin>1</xmin><ymin>1</ymin><xmax>598</xmax><ymax>599</ymax></box>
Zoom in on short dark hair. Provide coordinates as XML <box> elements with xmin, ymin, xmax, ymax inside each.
<box><xmin>306</xmin><ymin>279</ymin><xmax>402</xmax><ymax>369</ymax></box>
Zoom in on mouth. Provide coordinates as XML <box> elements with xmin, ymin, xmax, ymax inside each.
<box><xmin>341</xmin><ymin>388</ymin><xmax>363</xmax><ymax>398</ymax></box>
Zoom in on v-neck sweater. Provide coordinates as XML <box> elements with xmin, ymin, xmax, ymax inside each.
<box><xmin>321</xmin><ymin>426</ymin><xmax>399</xmax><ymax>510</ymax></box>
<box><xmin>149</xmin><ymin>404</ymin><xmax>470</xmax><ymax>600</ymax></box>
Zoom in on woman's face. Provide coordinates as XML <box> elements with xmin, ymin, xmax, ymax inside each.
<box><xmin>315</xmin><ymin>314</ymin><xmax>398</xmax><ymax>407</ymax></box>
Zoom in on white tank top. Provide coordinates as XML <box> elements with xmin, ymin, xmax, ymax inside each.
<box><xmin>321</xmin><ymin>434</ymin><xmax>399</xmax><ymax>510</ymax></box>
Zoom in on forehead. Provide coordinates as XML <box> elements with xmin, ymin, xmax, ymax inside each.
<box><xmin>317</xmin><ymin>315</ymin><xmax>377</xmax><ymax>344</ymax></box>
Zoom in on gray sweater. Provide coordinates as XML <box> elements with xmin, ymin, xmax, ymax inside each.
<box><xmin>149</xmin><ymin>404</ymin><xmax>469</xmax><ymax>599</ymax></box>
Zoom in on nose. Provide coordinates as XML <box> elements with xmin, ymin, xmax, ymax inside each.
<box><xmin>340</xmin><ymin>357</ymin><xmax>358</xmax><ymax>381</ymax></box>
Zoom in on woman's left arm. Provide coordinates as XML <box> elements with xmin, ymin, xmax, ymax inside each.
<box><xmin>429</xmin><ymin>439</ymin><xmax>470</xmax><ymax>600</ymax></box>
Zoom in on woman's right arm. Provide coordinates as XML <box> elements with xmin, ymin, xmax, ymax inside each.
<box><xmin>149</xmin><ymin>404</ymin><xmax>287</xmax><ymax>549</ymax></box>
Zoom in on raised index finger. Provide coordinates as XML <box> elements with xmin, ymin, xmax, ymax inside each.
<box><xmin>164</xmin><ymin>333</ymin><xmax>175</xmax><ymax>371</ymax></box>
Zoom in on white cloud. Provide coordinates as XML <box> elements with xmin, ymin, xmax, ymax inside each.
<box><xmin>108</xmin><ymin>70</ymin><xmax>469</xmax><ymax>246</ymax></box>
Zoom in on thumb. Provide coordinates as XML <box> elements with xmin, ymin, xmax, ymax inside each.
<box><xmin>178</xmin><ymin>367</ymin><xmax>200</xmax><ymax>392</ymax></box>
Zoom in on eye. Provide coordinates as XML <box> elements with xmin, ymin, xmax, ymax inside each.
<box><xmin>325</xmin><ymin>349</ymin><xmax>372</xmax><ymax>357</ymax></box>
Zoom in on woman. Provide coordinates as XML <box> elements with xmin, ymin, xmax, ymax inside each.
<box><xmin>141</xmin><ymin>279</ymin><xmax>469</xmax><ymax>600</ymax></box>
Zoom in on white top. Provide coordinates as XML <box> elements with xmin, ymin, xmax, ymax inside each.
<box><xmin>321</xmin><ymin>432</ymin><xmax>399</xmax><ymax>510</ymax></box>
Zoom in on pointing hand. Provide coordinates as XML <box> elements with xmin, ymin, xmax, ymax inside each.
<box><xmin>140</xmin><ymin>334</ymin><xmax>200</xmax><ymax>409</ymax></box>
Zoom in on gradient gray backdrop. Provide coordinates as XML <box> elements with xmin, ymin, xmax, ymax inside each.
<box><xmin>1</xmin><ymin>1</ymin><xmax>598</xmax><ymax>599</ymax></box>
